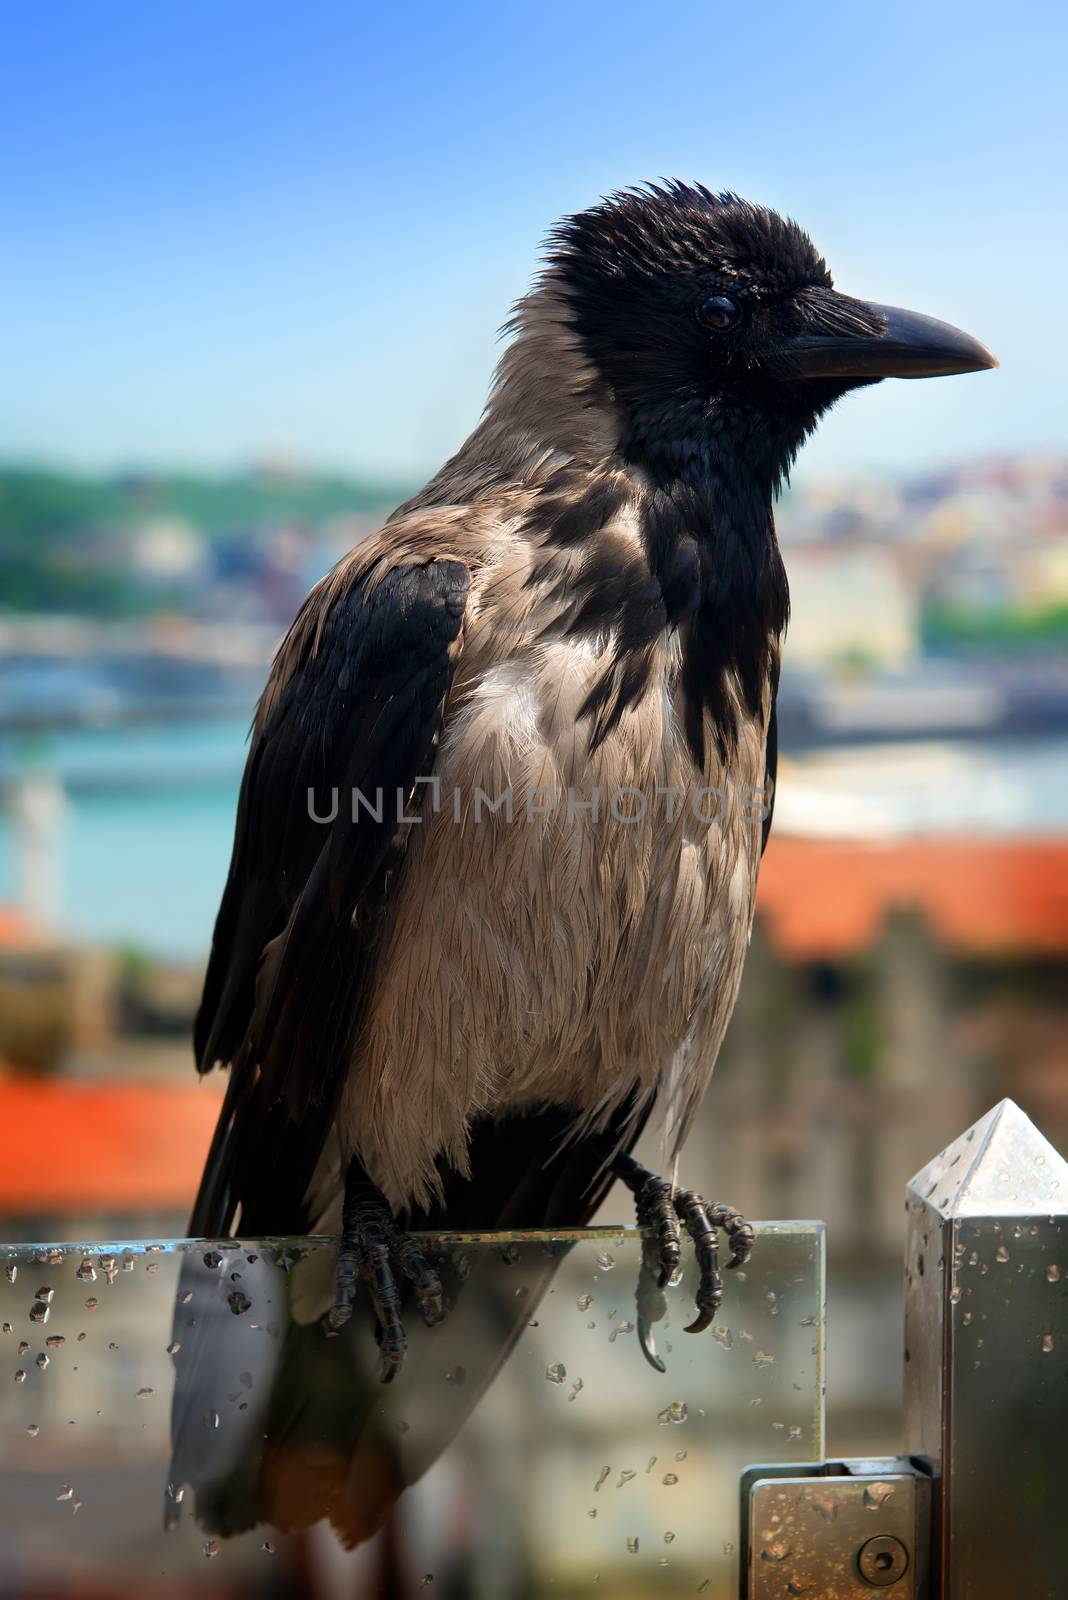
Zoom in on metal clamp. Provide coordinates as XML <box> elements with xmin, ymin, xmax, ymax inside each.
<box><xmin>740</xmin><ymin>1458</ymin><xmax>931</xmax><ymax>1598</ymax></box>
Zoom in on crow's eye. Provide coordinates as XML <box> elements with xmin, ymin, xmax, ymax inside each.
<box><xmin>698</xmin><ymin>294</ymin><xmax>740</xmax><ymax>332</ymax></box>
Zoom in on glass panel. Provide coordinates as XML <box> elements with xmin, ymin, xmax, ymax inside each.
<box><xmin>1</xmin><ymin>1222</ymin><xmax>823</xmax><ymax>1598</ymax></box>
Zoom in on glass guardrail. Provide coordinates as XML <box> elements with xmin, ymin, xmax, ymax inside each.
<box><xmin>1</xmin><ymin>1222</ymin><xmax>824</xmax><ymax>1598</ymax></box>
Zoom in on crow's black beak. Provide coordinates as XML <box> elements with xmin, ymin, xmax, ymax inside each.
<box><xmin>783</xmin><ymin>300</ymin><xmax>998</xmax><ymax>381</ymax></box>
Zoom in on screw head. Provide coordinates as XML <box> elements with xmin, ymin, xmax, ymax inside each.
<box><xmin>857</xmin><ymin>1534</ymin><xmax>910</xmax><ymax>1587</ymax></box>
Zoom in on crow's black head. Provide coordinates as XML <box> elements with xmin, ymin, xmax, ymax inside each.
<box><xmin>549</xmin><ymin>182</ymin><xmax>995</xmax><ymax>475</ymax></box>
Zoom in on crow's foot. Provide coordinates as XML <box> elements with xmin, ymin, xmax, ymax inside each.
<box><xmin>328</xmin><ymin>1161</ymin><xmax>445</xmax><ymax>1382</ymax></box>
<box><xmin>612</xmin><ymin>1153</ymin><xmax>754</xmax><ymax>1372</ymax></box>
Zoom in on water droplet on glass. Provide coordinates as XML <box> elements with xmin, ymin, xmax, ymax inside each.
<box><xmin>18</xmin><ymin>1341</ymin><xmax>28</xmax><ymax>1357</ymax></box>
<box><xmin>35</xmin><ymin>1353</ymin><xmax>49</xmax><ymax>1371</ymax></box>
<box><xmin>420</xmin><ymin>1578</ymin><xmax>433</xmax><ymax>1589</ymax></box>
<box><xmin>84</xmin><ymin>1298</ymin><xmax>98</xmax><ymax>1312</ymax></box>
<box><xmin>587</xmin><ymin>1508</ymin><xmax>597</xmax><ymax>1519</ymax></box>
<box><xmin>203</xmin><ymin>1539</ymin><xmax>220</xmax><ymax>1559</ymax></box>
<box><xmin>664</xmin><ymin>1531</ymin><xmax>676</xmax><ymax>1543</ymax></box>
<box><xmin>228</xmin><ymin>1291</ymin><xmax>252</xmax><ymax>1316</ymax></box>
<box><xmin>657</xmin><ymin>1400</ymin><xmax>688</xmax><ymax>1425</ymax></box>
<box><xmin>26</xmin><ymin>1423</ymin><xmax>39</xmax><ymax>1438</ymax></box>
<box><xmin>577</xmin><ymin>1294</ymin><xmax>593</xmax><ymax>1311</ymax></box>
<box><xmin>207</xmin><ymin>1410</ymin><xmax>220</xmax><ymax>1430</ymax></box>
<box><xmin>608</xmin><ymin>1320</ymin><xmax>634</xmax><ymax>1343</ymax></box>
<box><xmin>616</xmin><ymin>1469</ymin><xmax>636</xmax><ymax>1487</ymax></box>
<box><xmin>662</xmin><ymin>1472</ymin><xmax>679</xmax><ymax>1486</ymax></box>
<box><xmin>1042</xmin><ymin>1333</ymin><xmax>1054</xmax><ymax>1353</ymax></box>
<box><xmin>545</xmin><ymin>1362</ymin><xmax>566</xmax><ymax>1384</ymax></box>
<box><xmin>1047</xmin><ymin>1264</ymin><xmax>1061</xmax><ymax>1283</ymax></box>
<box><xmin>14</xmin><ymin>1370</ymin><xmax>26</xmax><ymax>1384</ymax></box>
<box><xmin>203</xmin><ymin>1252</ymin><xmax>223</xmax><ymax>1270</ymax></box>
<box><xmin>135</xmin><ymin>1386</ymin><xmax>155</xmax><ymax>1399</ymax></box>
<box><xmin>645</xmin><ymin>1456</ymin><xmax>658</xmax><ymax>1473</ymax></box>
<box><xmin>29</xmin><ymin>1303</ymin><xmax>50</xmax><ymax>1325</ymax></box>
<box><xmin>261</xmin><ymin>1540</ymin><xmax>275</xmax><ymax>1554</ymax></box>
<box><xmin>658</xmin><ymin>1556</ymin><xmax>670</xmax><ymax>1567</ymax></box>
<box><xmin>595</xmin><ymin>1252</ymin><xmax>615</xmax><ymax>1272</ymax></box>
<box><xmin>962</xmin><ymin>1311</ymin><xmax>973</xmax><ymax>1325</ymax></box>
<box><xmin>593</xmin><ymin>1466</ymin><xmax>610</xmax><ymax>1492</ymax></box>
<box><xmin>995</xmin><ymin>1245</ymin><xmax>1009</xmax><ymax>1264</ymax></box>
<box><xmin>56</xmin><ymin>1485</ymin><xmax>74</xmax><ymax>1502</ymax></box>
<box><xmin>167</xmin><ymin>1341</ymin><xmax>181</xmax><ymax>1356</ymax></box>
<box><xmin>2</xmin><ymin>1323</ymin><xmax>10</xmax><ymax>1335</ymax></box>
<box><xmin>752</xmin><ymin>1350</ymin><xmax>775</xmax><ymax>1367</ymax></box>
<box><xmin>789</xmin><ymin>1425</ymin><xmax>802</xmax><ymax>1441</ymax></box>
<box><xmin>626</xmin><ymin>1536</ymin><xmax>639</xmax><ymax>1554</ymax></box>
<box><xmin>568</xmin><ymin>1379</ymin><xmax>584</xmax><ymax>1402</ymax></box>
<box><xmin>75</xmin><ymin>1260</ymin><xmax>96</xmax><ymax>1283</ymax></box>
<box><xmin>949</xmin><ymin>1286</ymin><xmax>962</xmax><ymax>1304</ymax></box>
<box><xmin>445</xmin><ymin>1365</ymin><xmax>466</xmax><ymax>1386</ymax></box>
<box><xmin>45</xmin><ymin>1336</ymin><xmax>65</xmax><ymax>1350</ymax></box>
<box><xmin>712</xmin><ymin>1325</ymin><xmax>733</xmax><ymax>1350</ymax></box>
<box><xmin>4</xmin><ymin>1264</ymin><xmax>16</xmax><ymax>1284</ymax></box>
<box><xmin>698</xmin><ymin>1582</ymin><xmax>711</xmax><ymax>1594</ymax></box>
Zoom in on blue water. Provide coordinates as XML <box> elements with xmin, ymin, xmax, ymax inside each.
<box><xmin>0</xmin><ymin>719</ymin><xmax>248</xmax><ymax>959</ymax></box>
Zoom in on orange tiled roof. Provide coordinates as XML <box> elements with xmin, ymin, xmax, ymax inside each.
<box><xmin>756</xmin><ymin>835</ymin><xmax>1068</xmax><ymax>959</ymax></box>
<box><xmin>0</xmin><ymin>906</ymin><xmax>32</xmax><ymax>945</ymax></box>
<box><xmin>0</xmin><ymin>1079</ymin><xmax>224</xmax><ymax>1217</ymax></box>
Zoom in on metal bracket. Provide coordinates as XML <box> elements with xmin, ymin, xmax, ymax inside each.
<box><xmin>740</xmin><ymin>1458</ymin><xmax>932</xmax><ymax>1598</ymax></box>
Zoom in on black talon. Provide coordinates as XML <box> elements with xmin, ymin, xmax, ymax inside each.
<box><xmin>329</xmin><ymin>1161</ymin><xmax>445</xmax><ymax>1378</ymax></box>
<box><xmin>387</xmin><ymin>1224</ymin><xmax>445</xmax><ymax>1326</ymax></box>
<box><xmin>674</xmin><ymin>1188</ymin><xmax>723</xmax><ymax>1334</ymax></box>
<box><xmin>612</xmin><ymin>1154</ymin><xmax>753</xmax><ymax>1358</ymax></box>
<box><xmin>635</xmin><ymin>1226</ymin><xmax>669</xmax><ymax>1372</ymax></box>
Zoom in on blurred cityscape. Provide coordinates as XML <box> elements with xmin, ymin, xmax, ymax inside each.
<box><xmin>1</xmin><ymin>450</ymin><xmax>1067</xmax><ymax>1479</ymax></box>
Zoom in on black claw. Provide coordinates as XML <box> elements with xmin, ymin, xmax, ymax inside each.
<box><xmin>675</xmin><ymin>1187</ymin><xmax>724</xmax><ymax>1335</ymax></box>
<box><xmin>635</xmin><ymin>1228</ymin><xmax>669</xmax><ymax>1373</ymax></box>
<box><xmin>331</xmin><ymin>1162</ymin><xmax>446</xmax><ymax>1378</ymax></box>
<box><xmin>638</xmin><ymin>1322</ymin><xmax>668</xmax><ymax>1372</ymax></box>
<box><xmin>388</xmin><ymin>1227</ymin><xmax>445</xmax><ymax>1325</ymax></box>
<box><xmin>612</xmin><ymin>1153</ymin><xmax>753</xmax><ymax>1364</ymax></box>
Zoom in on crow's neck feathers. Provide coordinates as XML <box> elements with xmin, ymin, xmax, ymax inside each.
<box><xmin>503</xmin><ymin>280</ymin><xmax>790</xmax><ymax>760</ymax></box>
<box><xmin>417</xmin><ymin>275</ymin><xmax>793</xmax><ymax>761</ymax></box>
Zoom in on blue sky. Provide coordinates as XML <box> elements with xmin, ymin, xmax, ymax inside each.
<box><xmin>2</xmin><ymin>0</ymin><xmax>1065</xmax><ymax>486</ymax></box>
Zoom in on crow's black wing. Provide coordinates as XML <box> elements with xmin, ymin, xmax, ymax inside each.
<box><xmin>190</xmin><ymin>556</ymin><xmax>470</xmax><ymax>1237</ymax></box>
<box><xmin>761</xmin><ymin>694</ymin><xmax>778</xmax><ymax>857</ymax></box>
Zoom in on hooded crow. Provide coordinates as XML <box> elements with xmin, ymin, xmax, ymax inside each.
<box><xmin>175</xmin><ymin>182</ymin><xmax>995</xmax><ymax>1539</ymax></box>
